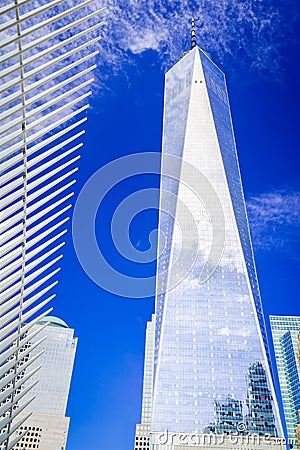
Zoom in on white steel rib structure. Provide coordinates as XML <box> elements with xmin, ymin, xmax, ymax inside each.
<box><xmin>0</xmin><ymin>1</ymin><xmax>104</xmax><ymax>447</ymax></box>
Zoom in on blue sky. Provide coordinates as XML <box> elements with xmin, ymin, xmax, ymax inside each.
<box><xmin>9</xmin><ymin>0</ymin><xmax>299</xmax><ymax>448</ymax></box>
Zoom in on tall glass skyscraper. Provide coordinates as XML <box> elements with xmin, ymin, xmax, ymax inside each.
<box><xmin>134</xmin><ymin>316</ymin><xmax>155</xmax><ymax>450</ymax></box>
<box><xmin>13</xmin><ymin>316</ymin><xmax>77</xmax><ymax>450</ymax></box>
<box><xmin>135</xmin><ymin>44</ymin><xmax>285</xmax><ymax>449</ymax></box>
<box><xmin>270</xmin><ymin>315</ymin><xmax>300</xmax><ymax>447</ymax></box>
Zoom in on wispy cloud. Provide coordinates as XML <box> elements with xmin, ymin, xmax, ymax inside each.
<box><xmin>1</xmin><ymin>0</ymin><xmax>299</xmax><ymax>102</ymax></box>
<box><xmin>247</xmin><ymin>191</ymin><xmax>300</xmax><ymax>254</ymax></box>
<box><xmin>1</xmin><ymin>0</ymin><xmax>298</xmax><ymax>155</ymax></box>
<box><xmin>98</xmin><ymin>0</ymin><xmax>299</xmax><ymax>82</ymax></box>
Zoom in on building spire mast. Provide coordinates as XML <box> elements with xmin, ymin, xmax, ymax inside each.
<box><xmin>191</xmin><ymin>18</ymin><xmax>197</xmax><ymax>49</ymax></box>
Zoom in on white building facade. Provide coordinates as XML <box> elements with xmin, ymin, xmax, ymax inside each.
<box><xmin>15</xmin><ymin>316</ymin><xmax>77</xmax><ymax>450</ymax></box>
<box><xmin>134</xmin><ymin>315</ymin><xmax>155</xmax><ymax>450</ymax></box>
<box><xmin>0</xmin><ymin>0</ymin><xmax>104</xmax><ymax>447</ymax></box>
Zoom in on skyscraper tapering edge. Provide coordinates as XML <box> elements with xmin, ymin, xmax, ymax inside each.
<box><xmin>135</xmin><ymin>44</ymin><xmax>285</xmax><ymax>449</ymax></box>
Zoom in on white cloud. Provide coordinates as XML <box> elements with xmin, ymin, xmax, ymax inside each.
<box><xmin>1</xmin><ymin>0</ymin><xmax>298</xmax><ymax>101</ymax></box>
<box><xmin>1</xmin><ymin>0</ymin><xmax>298</xmax><ymax>157</ymax></box>
<box><xmin>121</xmin><ymin>26</ymin><xmax>168</xmax><ymax>54</ymax></box>
<box><xmin>97</xmin><ymin>0</ymin><xmax>299</xmax><ymax>81</ymax></box>
<box><xmin>247</xmin><ymin>191</ymin><xmax>300</xmax><ymax>254</ymax></box>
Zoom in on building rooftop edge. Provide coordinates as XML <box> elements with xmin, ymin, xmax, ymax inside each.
<box><xmin>38</xmin><ymin>315</ymin><xmax>69</xmax><ymax>328</ymax></box>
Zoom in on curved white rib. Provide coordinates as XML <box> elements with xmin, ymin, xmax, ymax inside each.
<box><xmin>0</xmin><ymin>0</ymin><xmax>105</xmax><ymax>446</ymax></box>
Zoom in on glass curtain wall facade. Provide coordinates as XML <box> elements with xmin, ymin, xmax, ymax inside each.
<box><xmin>14</xmin><ymin>316</ymin><xmax>77</xmax><ymax>450</ymax></box>
<box><xmin>136</xmin><ymin>46</ymin><xmax>284</xmax><ymax>448</ymax></box>
<box><xmin>134</xmin><ymin>315</ymin><xmax>155</xmax><ymax>450</ymax></box>
<box><xmin>270</xmin><ymin>315</ymin><xmax>300</xmax><ymax>447</ymax></box>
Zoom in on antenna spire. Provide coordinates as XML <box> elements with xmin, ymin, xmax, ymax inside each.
<box><xmin>191</xmin><ymin>18</ymin><xmax>196</xmax><ymax>49</ymax></box>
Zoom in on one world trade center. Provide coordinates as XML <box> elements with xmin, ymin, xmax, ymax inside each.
<box><xmin>134</xmin><ymin>29</ymin><xmax>284</xmax><ymax>450</ymax></box>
